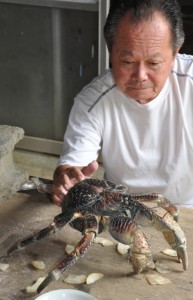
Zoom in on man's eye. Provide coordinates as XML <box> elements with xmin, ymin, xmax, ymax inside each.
<box><xmin>149</xmin><ymin>62</ymin><xmax>160</xmax><ymax>66</ymax></box>
<box><xmin>122</xmin><ymin>60</ymin><xmax>134</xmax><ymax>64</ymax></box>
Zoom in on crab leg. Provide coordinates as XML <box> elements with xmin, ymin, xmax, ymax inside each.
<box><xmin>37</xmin><ymin>214</ymin><xmax>99</xmax><ymax>294</ymax></box>
<box><xmin>7</xmin><ymin>212</ymin><xmax>74</xmax><ymax>255</ymax></box>
<box><xmin>109</xmin><ymin>215</ymin><xmax>154</xmax><ymax>274</ymax></box>
<box><xmin>127</xmin><ymin>193</ymin><xmax>179</xmax><ymax>221</ymax></box>
<box><xmin>130</xmin><ymin>229</ymin><xmax>155</xmax><ymax>273</ymax></box>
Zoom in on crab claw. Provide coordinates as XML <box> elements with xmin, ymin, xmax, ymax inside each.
<box><xmin>176</xmin><ymin>245</ymin><xmax>188</xmax><ymax>271</ymax></box>
<box><xmin>152</xmin><ymin>211</ymin><xmax>188</xmax><ymax>271</ymax></box>
<box><xmin>130</xmin><ymin>228</ymin><xmax>155</xmax><ymax>273</ymax></box>
<box><xmin>161</xmin><ymin>226</ymin><xmax>188</xmax><ymax>271</ymax></box>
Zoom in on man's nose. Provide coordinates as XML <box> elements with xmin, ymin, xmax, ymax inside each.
<box><xmin>133</xmin><ymin>63</ymin><xmax>148</xmax><ymax>82</ymax></box>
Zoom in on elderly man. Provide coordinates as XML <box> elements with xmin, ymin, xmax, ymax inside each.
<box><xmin>53</xmin><ymin>0</ymin><xmax>193</xmax><ymax>208</ymax></box>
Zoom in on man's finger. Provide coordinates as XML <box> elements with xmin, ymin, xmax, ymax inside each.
<box><xmin>52</xmin><ymin>194</ymin><xmax>63</xmax><ymax>207</ymax></box>
<box><xmin>82</xmin><ymin>161</ymin><xmax>98</xmax><ymax>177</ymax></box>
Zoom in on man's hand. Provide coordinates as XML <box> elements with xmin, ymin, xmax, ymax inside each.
<box><xmin>52</xmin><ymin>161</ymin><xmax>98</xmax><ymax>206</ymax></box>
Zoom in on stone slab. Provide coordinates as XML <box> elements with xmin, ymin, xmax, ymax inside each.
<box><xmin>0</xmin><ymin>125</ymin><xmax>28</xmax><ymax>200</ymax></box>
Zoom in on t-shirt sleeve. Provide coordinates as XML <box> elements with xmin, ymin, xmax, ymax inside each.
<box><xmin>58</xmin><ymin>92</ymin><xmax>102</xmax><ymax>167</ymax></box>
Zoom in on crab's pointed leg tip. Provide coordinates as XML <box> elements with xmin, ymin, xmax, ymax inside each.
<box><xmin>182</xmin><ymin>256</ymin><xmax>188</xmax><ymax>271</ymax></box>
<box><xmin>37</xmin><ymin>273</ymin><xmax>55</xmax><ymax>294</ymax></box>
<box><xmin>177</xmin><ymin>248</ymin><xmax>188</xmax><ymax>271</ymax></box>
<box><xmin>7</xmin><ymin>244</ymin><xmax>18</xmax><ymax>256</ymax></box>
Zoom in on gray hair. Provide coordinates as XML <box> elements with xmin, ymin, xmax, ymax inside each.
<box><xmin>104</xmin><ymin>0</ymin><xmax>185</xmax><ymax>53</ymax></box>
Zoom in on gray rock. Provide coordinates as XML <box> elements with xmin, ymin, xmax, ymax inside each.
<box><xmin>0</xmin><ymin>125</ymin><xmax>29</xmax><ymax>200</ymax></box>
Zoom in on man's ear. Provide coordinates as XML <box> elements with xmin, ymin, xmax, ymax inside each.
<box><xmin>173</xmin><ymin>47</ymin><xmax>180</xmax><ymax>57</ymax></box>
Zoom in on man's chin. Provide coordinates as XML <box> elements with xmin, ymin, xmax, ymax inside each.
<box><xmin>125</xmin><ymin>89</ymin><xmax>157</xmax><ymax>103</ymax></box>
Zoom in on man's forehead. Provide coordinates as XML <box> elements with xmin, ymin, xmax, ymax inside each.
<box><xmin>119</xmin><ymin>50</ymin><xmax>163</xmax><ymax>58</ymax></box>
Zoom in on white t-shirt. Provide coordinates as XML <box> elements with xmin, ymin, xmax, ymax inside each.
<box><xmin>58</xmin><ymin>53</ymin><xmax>193</xmax><ymax>208</ymax></box>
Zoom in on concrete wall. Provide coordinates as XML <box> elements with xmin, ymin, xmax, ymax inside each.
<box><xmin>0</xmin><ymin>2</ymin><xmax>98</xmax><ymax>140</ymax></box>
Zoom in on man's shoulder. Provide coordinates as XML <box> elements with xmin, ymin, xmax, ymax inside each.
<box><xmin>81</xmin><ymin>69</ymin><xmax>115</xmax><ymax>94</ymax></box>
<box><xmin>173</xmin><ymin>53</ymin><xmax>193</xmax><ymax>76</ymax></box>
<box><xmin>75</xmin><ymin>69</ymin><xmax>116</xmax><ymax>108</ymax></box>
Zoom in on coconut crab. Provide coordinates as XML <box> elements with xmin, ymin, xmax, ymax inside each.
<box><xmin>7</xmin><ymin>178</ymin><xmax>188</xmax><ymax>294</ymax></box>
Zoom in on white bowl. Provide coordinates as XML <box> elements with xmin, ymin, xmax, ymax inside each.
<box><xmin>35</xmin><ymin>289</ymin><xmax>97</xmax><ymax>300</ymax></box>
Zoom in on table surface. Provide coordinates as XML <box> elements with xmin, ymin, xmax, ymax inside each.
<box><xmin>0</xmin><ymin>191</ymin><xmax>193</xmax><ymax>300</ymax></box>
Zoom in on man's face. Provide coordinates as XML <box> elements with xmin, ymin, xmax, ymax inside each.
<box><xmin>111</xmin><ymin>12</ymin><xmax>179</xmax><ymax>104</ymax></box>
